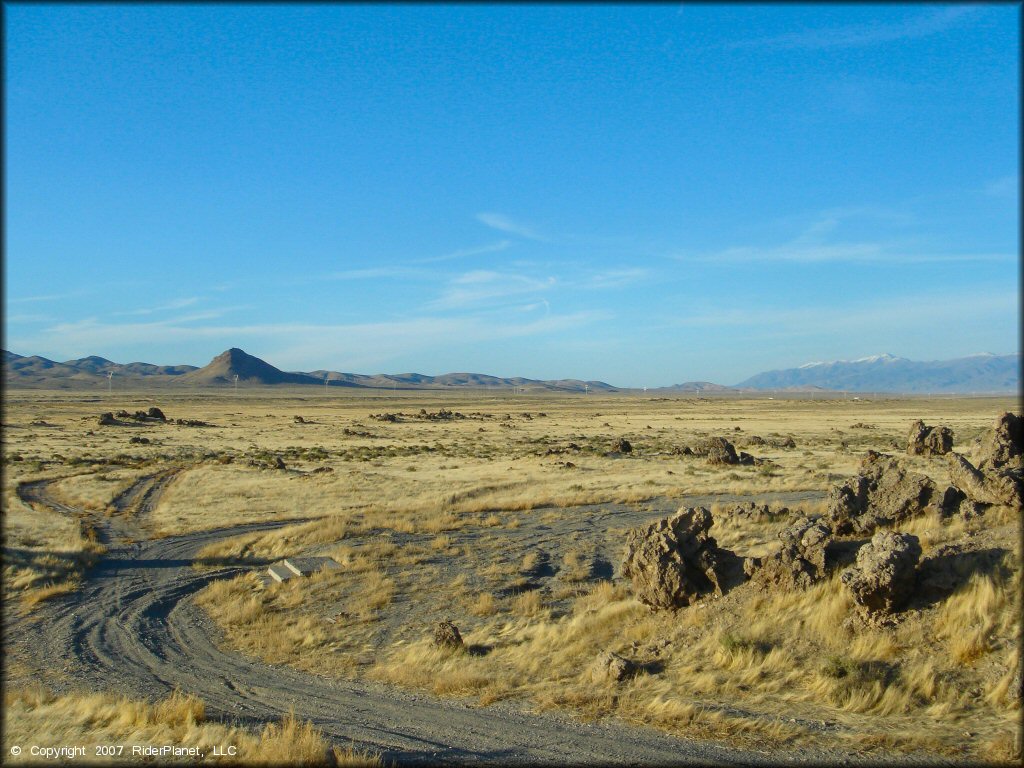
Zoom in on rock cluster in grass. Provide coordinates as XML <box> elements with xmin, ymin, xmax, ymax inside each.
<box><xmin>745</xmin><ymin>515</ymin><xmax>834</xmax><ymax>591</ymax></box>
<box><xmin>841</xmin><ymin>530</ymin><xmax>922</xmax><ymax>617</ymax></box>
<box><xmin>621</xmin><ymin>507</ymin><xmax>747</xmax><ymax>610</ymax></box>
<box><xmin>906</xmin><ymin>420</ymin><xmax>953</xmax><ymax>456</ymax></box>
<box><xmin>726</xmin><ymin>502</ymin><xmax>789</xmax><ymax>524</ymax></box>
<box><xmin>690</xmin><ymin>436</ymin><xmax>765</xmax><ymax>466</ymax></box>
<box><xmin>824</xmin><ymin>451</ymin><xmax>951</xmax><ymax>535</ymax></box>
<box><xmin>944</xmin><ymin>412</ymin><xmax>1023</xmax><ymax>511</ymax></box>
<box><xmin>591</xmin><ymin>651</ymin><xmax>637</xmax><ymax>683</ymax></box>
<box><xmin>433</xmin><ymin>620</ymin><xmax>463</xmax><ymax>650</ymax></box>
<box><xmin>611</xmin><ymin>438</ymin><xmax>633</xmax><ymax>454</ymax></box>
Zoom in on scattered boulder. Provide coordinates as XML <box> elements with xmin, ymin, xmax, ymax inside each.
<box><xmin>433</xmin><ymin>620</ymin><xmax>464</xmax><ymax>650</ymax></box>
<box><xmin>906</xmin><ymin>420</ymin><xmax>954</xmax><ymax>456</ymax></box>
<box><xmin>841</xmin><ymin>531</ymin><xmax>921</xmax><ymax>615</ymax></box>
<box><xmin>693</xmin><ymin>436</ymin><xmax>740</xmax><ymax>465</ymax></box>
<box><xmin>273</xmin><ymin>456</ymin><xmax>287</xmax><ymax>470</ymax></box>
<box><xmin>621</xmin><ymin>507</ymin><xmax>745</xmax><ymax>610</ymax></box>
<box><xmin>746</xmin><ymin>515</ymin><xmax>833</xmax><ymax>591</ymax></box>
<box><xmin>947</xmin><ymin>452</ymin><xmax>1022</xmax><ymax>510</ymax></box>
<box><xmin>173</xmin><ymin>418</ymin><xmax>211</xmax><ymax>427</ymax></box>
<box><xmin>976</xmin><ymin>412</ymin><xmax>1023</xmax><ymax>471</ymax></box>
<box><xmin>725</xmin><ymin>502</ymin><xmax>789</xmax><ymax>524</ymax></box>
<box><xmin>294</xmin><ymin>415</ymin><xmax>305</xmax><ymax>424</ymax></box>
<box><xmin>612</xmin><ymin>438</ymin><xmax>633</xmax><ymax>454</ymax></box>
<box><xmin>146</xmin><ymin>407</ymin><xmax>166</xmax><ymax>421</ymax></box>
<box><xmin>825</xmin><ymin>452</ymin><xmax>938</xmax><ymax>535</ymax></box>
<box><xmin>98</xmin><ymin>412</ymin><xmax>116</xmax><ymax>426</ymax></box>
<box><xmin>591</xmin><ymin>651</ymin><xmax>637</xmax><ymax>683</ymax></box>
<box><xmin>128</xmin><ymin>436</ymin><xmax>150</xmax><ymax>445</ymax></box>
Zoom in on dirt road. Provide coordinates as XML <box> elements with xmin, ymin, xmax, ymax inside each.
<box><xmin>7</xmin><ymin>477</ymin><xmax>875</xmax><ymax>765</ymax></box>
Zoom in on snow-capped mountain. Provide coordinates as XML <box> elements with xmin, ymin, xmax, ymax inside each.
<box><xmin>736</xmin><ymin>353</ymin><xmax>1019</xmax><ymax>393</ymax></box>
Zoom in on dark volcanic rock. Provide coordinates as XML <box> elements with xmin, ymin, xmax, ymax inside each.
<box><xmin>746</xmin><ymin>515</ymin><xmax>833</xmax><ymax>591</ymax></box>
<box><xmin>98</xmin><ymin>412</ymin><xmax>116</xmax><ymax>426</ymax></box>
<box><xmin>977</xmin><ymin>412</ymin><xmax>1024</xmax><ymax>471</ymax></box>
<box><xmin>433</xmin><ymin>620</ymin><xmax>464</xmax><ymax>650</ymax></box>
<box><xmin>621</xmin><ymin>507</ymin><xmax>745</xmax><ymax>610</ymax></box>
<box><xmin>693</xmin><ymin>437</ymin><xmax>739</xmax><ymax>465</ymax></box>
<box><xmin>612</xmin><ymin>438</ymin><xmax>633</xmax><ymax>454</ymax></box>
<box><xmin>825</xmin><ymin>452</ymin><xmax>937</xmax><ymax>535</ymax></box>
<box><xmin>906</xmin><ymin>420</ymin><xmax>953</xmax><ymax>456</ymax></box>
<box><xmin>947</xmin><ymin>452</ymin><xmax>1023</xmax><ymax>510</ymax></box>
<box><xmin>591</xmin><ymin>651</ymin><xmax>637</xmax><ymax>683</ymax></box>
<box><xmin>146</xmin><ymin>407</ymin><xmax>166</xmax><ymax>421</ymax></box>
<box><xmin>841</xmin><ymin>531</ymin><xmax>922</xmax><ymax>615</ymax></box>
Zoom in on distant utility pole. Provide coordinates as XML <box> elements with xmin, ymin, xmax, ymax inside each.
<box><xmin>107</xmin><ymin>371</ymin><xmax>113</xmax><ymax>394</ymax></box>
<box><xmin>325</xmin><ymin>377</ymin><xmax>329</xmax><ymax>393</ymax></box>
<box><xmin>233</xmin><ymin>374</ymin><xmax>239</xmax><ymax>393</ymax></box>
<box><xmin>584</xmin><ymin>384</ymin><xmax>589</xmax><ymax>395</ymax></box>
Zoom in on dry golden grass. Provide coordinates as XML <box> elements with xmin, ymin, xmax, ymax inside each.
<box><xmin>2</xmin><ymin>686</ymin><xmax>378</xmax><ymax>765</ymax></box>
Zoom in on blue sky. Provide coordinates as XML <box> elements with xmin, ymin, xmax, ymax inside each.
<box><xmin>4</xmin><ymin>3</ymin><xmax>1019</xmax><ymax>386</ymax></box>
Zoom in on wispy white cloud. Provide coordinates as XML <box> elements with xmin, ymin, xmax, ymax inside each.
<box><xmin>664</xmin><ymin>287</ymin><xmax>1018</xmax><ymax>335</ymax></box>
<box><xmin>6</xmin><ymin>313</ymin><xmax>54</xmax><ymax>324</ymax></box>
<box><xmin>476</xmin><ymin>212</ymin><xmax>546</xmax><ymax>241</ymax></box>
<box><xmin>429</xmin><ymin>270</ymin><xmax>556</xmax><ymax>310</ymax></box>
<box><xmin>8</xmin><ymin>289</ymin><xmax>91</xmax><ymax>304</ymax></box>
<box><xmin>580</xmin><ymin>268</ymin><xmax>649</xmax><ymax>289</ymax></box>
<box><xmin>688</xmin><ymin>207</ymin><xmax>1012</xmax><ymax>264</ymax></box>
<box><xmin>325</xmin><ymin>267</ymin><xmax>422</xmax><ymax>281</ymax></box>
<box><xmin>418</xmin><ymin>240</ymin><xmax>513</xmax><ymax>264</ymax></box>
<box><xmin>727</xmin><ymin>6</ymin><xmax>981</xmax><ymax>52</ymax></box>
<box><xmin>111</xmin><ymin>296</ymin><xmax>200</xmax><ymax>317</ymax></box>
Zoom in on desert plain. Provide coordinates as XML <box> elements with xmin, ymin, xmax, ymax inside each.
<box><xmin>2</xmin><ymin>387</ymin><xmax>1020</xmax><ymax>764</ymax></box>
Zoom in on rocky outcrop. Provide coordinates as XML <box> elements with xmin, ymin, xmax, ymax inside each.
<box><xmin>937</xmin><ymin>412</ymin><xmax>1023</xmax><ymax>513</ymax></box>
<box><xmin>693</xmin><ymin>437</ymin><xmax>740</xmax><ymax>465</ymax></box>
<box><xmin>432</xmin><ymin>620</ymin><xmax>464</xmax><ymax>650</ymax></box>
<box><xmin>98</xmin><ymin>412</ymin><xmax>116</xmax><ymax>426</ymax></box>
<box><xmin>977</xmin><ymin>412</ymin><xmax>1023</xmax><ymax>471</ymax></box>
<box><xmin>906</xmin><ymin>420</ymin><xmax>953</xmax><ymax>456</ymax></box>
<box><xmin>612</xmin><ymin>438</ymin><xmax>633</xmax><ymax>454</ymax></box>
<box><xmin>146</xmin><ymin>406</ymin><xmax>166</xmax><ymax>421</ymax></box>
<box><xmin>725</xmin><ymin>502</ymin><xmax>789</xmax><ymax>524</ymax></box>
<box><xmin>825</xmin><ymin>452</ymin><xmax>939</xmax><ymax>535</ymax></box>
<box><xmin>947</xmin><ymin>451</ymin><xmax>1023</xmax><ymax>510</ymax></box>
<box><xmin>621</xmin><ymin>507</ymin><xmax>745</xmax><ymax>610</ymax></box>
<box><xmin>591</xmin><ymin>651</ymin><xmax>637</xmax><ymax>683</ymax></box>
<box><xmin>841</xmin><ymin>531</ymin><xmax>921</xmax><ymax>615</ymax></box>
<box><xmin>745</xmin><ymin>515</ymin><xmax>833</xmax><ymax>591</ymax></box>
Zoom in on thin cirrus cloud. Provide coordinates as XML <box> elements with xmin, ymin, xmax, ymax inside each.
<box><xmin>417</xmin><ymin>240</ymin><xmax>514</xmax><ymax>264</ymax></box>
<box><xmin>476</xmin><ymin>212</ymin><xmax>546</xmax><ymax>241</ymax></box>
<box><xmin>428</xmin><ymin>270</ymin><xmax>557</xmax><ymax>311</ymax></box>
<box><xmin>725</xmin><ymin>6</ymin><xmax>982</xmax><ymax>51</ymax></box>
<box><xmin>686</xmin><ymin>207</ymin><xmax>1012</xmax><ymax>265</ymax></box>
<box><xmin>324</xmin><ymin>266</ymin><xmax>425</xmax><ymax>281</ymax></box>
<box><xmin>665</xmin><ymin>287</ymin><xmax>1017</xmax><ymax>335</ymax></box>
<box><xmin>110</xmin><ymin>296</ymin><xmax>200</xmax><ymax>317</ymax></box>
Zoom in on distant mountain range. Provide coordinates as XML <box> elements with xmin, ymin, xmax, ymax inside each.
<box><xmin>2</xmin><ymin>348</ymin><xmax>1018</xmax><ymax>394</ymax></box>
<box><xmin>2</xmin><ymin>347</ymin><xmax>617</xmax><ymax>393</ymax></box>
<box><xmin>733</xmin><ymin>353</ymin><xmax>1020</xmax><ymax>394</ymax></box>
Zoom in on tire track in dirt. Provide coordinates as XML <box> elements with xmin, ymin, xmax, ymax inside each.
<box><xmin>109</xmin><ymin>466</ymin><xmax>185</xmax><ymax>523</ymax></box>
<box><xmin>8</xmin><ymin>480</ymin><xmax>899</xmax><ymax>765</ymax></box>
